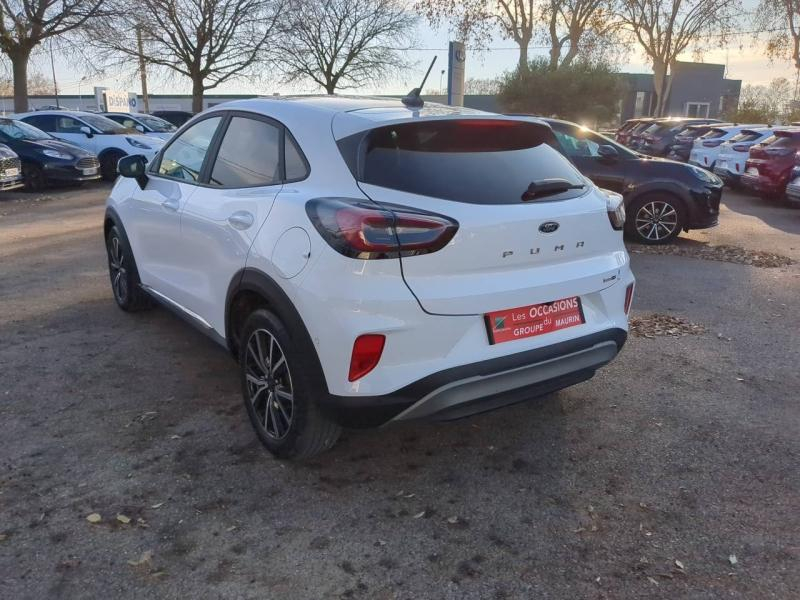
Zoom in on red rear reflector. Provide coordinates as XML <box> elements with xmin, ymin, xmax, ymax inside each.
<box><xmin>348</xmin><ymin>334</ymin><xmax>386</xmax><ymax>381</ymax></box>
<box><xmin>624</xmin><ymin>283</ymin><xmax>635</xmax><ymax>315</ymax></box>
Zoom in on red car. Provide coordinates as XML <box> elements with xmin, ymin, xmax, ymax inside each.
<box><xmin>741</xmin><ymin>128</ymin><xmax>800</xmax><ymax>199</ymax></box>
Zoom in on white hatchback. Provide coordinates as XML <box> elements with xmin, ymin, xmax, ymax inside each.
<box><xmin>14</xmin><ymin>110</ymin><xmax>164</xmax><ymax>180</ymax></box>
<box><xmin>689</xmin><ymin>124</ymin><xmax>768</xmax><ymax>170</ymax></box>
<box><xmin>713</xmin><ymin>127</ymin><xmax>774</xmax><ymax>185</ymax></box>
<box><xmin>104</xmin><ymin>97</ymin><xmax>634</xmax><ymax>459</ymax></box>
<box><xmin>102</xmin><ymin>112</ymin><xmax>178</xmax><ymax>142</ymax></box>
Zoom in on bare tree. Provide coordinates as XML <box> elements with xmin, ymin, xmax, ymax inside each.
<box><xmin>0</xmin><ymin>0</ymin><xmax>105</xmax><ymax>112</ymax></box>
<box><xmin>618</xmin><ymin>0</ymin><xmax>741</xmax><ymax>116</ymax></box>
<box><xmin>87</xmin><ymin>0</ymin><xmax>284</xmax><ymax>113</ymax></box>
<box><xmin>278</xmin><ymin>0</ymin><xmax>415</xmax><ymax>94</ymax></box>
<box><xmin>755</xmin><ymin>0</ymin><xmax>800</xmax><ymax>72</ymax></box>
<box><xmin>0</xmin><ymin>70</ymin><xmax>52</xmax><ymax>95</ymax></box>
<box><xmin>547</xmin><ymin>0</ymin><xmax>619</xmax><ymax>69</ymax></box>
<box><xmin>416</xmin><ymin>0</ymin><xmax>537</xmax><ymax>71</ymax></box>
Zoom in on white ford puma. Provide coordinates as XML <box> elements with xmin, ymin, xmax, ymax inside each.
<box><xmin>104</xmin><ymin>96</ymin><xmax>634</xmax><ymax>459</ymax></box>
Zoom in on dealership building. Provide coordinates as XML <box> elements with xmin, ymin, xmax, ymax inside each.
<box><xmin>0</xmin><ymin>61</ymin><xmax>741</xmax><ymax>124</ymax></box>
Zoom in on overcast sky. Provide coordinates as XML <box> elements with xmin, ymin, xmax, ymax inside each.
<box><xmin>21</xmin><ymin>9</ymin><xmax>799</xmax><ymax>99</ymax></box>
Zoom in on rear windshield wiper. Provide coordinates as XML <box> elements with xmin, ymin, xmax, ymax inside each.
<box><xmin>521</xmin><ymin>178</ymin><xmax>585</xmax><ymax>201</ymax></box>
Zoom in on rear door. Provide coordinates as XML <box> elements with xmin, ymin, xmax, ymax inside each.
<box><xmin>339</xmin><ymin>118</ymin><xmax>625</xmax><ymax>316</ymax></box>
<box><xmin>175</xmin><ymin>112</ymin><xmax>295</xmax><ymax>332</ymax></box>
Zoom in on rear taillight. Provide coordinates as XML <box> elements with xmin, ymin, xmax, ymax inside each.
<box><xmin>602</xmin><ymin>189</ymin><xmax>625</xmax><ymax>230</ymax></box>
<box><xmin>624</xmin><ymin>283</ymin><xmax>634</xmax><ymax>314</ymax></box>
<box><xmin>735</xmin><ymin>163</ymin><xmax>740</xmax><ymax>172</ymax></box>
<box><xmin>349</xmin><ymin>334</ymin><xmax>385</xmax><ymax>381</ymax></box>
<box><xmin>732</xmin><ymin>144</ymin><xmax>750</xmax><ymax>152</ymax></box>
<box><xmin>703</xmin><ymin>140</ymin><xmax>723</xmax><ymax>148</ymax></box>
<box><xmin>306</xmin><ymin>198</ymin><xmax>458</xmax><ymax>259</ymax></box>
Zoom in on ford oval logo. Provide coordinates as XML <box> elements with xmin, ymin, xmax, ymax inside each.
<box><xmin>539</xmin><ymin>221</ymin><xmax>559</xmax><ymax>234</ymax></box>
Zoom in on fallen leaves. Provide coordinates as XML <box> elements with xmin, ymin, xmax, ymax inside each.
<box><xmin>630</xmin><ymin>313</ymin><xmax>707</xmax><ymax>338</ymax></box>
<box><xmin>86</xmin><ymin>513</ymin><xmax>102</xmax><ymax>524</ymax></box>
<box><xmin>729</xmin><ymin>554</ymin><xmax>738</xmax><ymax>566</ymax></box>
<box><xmin>116</xmin><ymin>514</ymin><xmax>131</xmax><ymax>525</ymax></box>
<box><xmin>127</xmin><ymin>550</ymin><xmax>153</xmax><ymax>567</ymax></box>
<box><xmin>628</xmin><ymin>242</ymin><xmax>794</xmax><ymax>268</ymax></box>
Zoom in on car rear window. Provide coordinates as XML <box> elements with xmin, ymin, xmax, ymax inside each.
<box><xmin>337</xmin><ymin>119</ymin><xmax>586</xmax><ymax>205</ymax></box>
<box><xmin>769</xmin><ymin>135</ymin><xmax>800</xmax><ymax>149</ymax></box>
<box><xmin>701</xmin><ymin>128</ymin><xmax>727</xmax><ymax>139</ymax></box>
<box><xmin>729</xmin><ymin>131</ymin><xmax>764</xmax><ymax>143</ymax></box>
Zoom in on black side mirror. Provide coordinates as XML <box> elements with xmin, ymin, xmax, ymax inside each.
<box><xmin>597</xmin><ymin>144</ymin><xmax>619</xmax><ymax>161</ymax></box>
<box><xmin>118</xmin><ymin>154</ymin><xmax>149</xmax><ymax>189</ymax></box>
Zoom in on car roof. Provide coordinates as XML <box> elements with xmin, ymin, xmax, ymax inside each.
<box><xmin>211</xmin><ymin>96</ymin><xmax>547</xmax><ymax>139</ymax></box>
<box><xmin>13</xmin><ymin>110</ymin><xmax>102</xmax><ymax>119</ymax></box>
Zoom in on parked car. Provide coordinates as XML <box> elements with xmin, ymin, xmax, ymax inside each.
<box><xmin>666</xmin><ymin>123</ymin><xmax>730</xmax><ymax>162</ymax></box>
<box><xmin>689</xmin><ymin>124</ymin><xmax>767</xmax><ymax>170</ymax></box>
<box><xmin>540</xmin><ymin>117</ymin><xmax>723</xmax><ymax>244</ymax></box>
<box><xmin>741</xmin><ymin>128</ymin><xmax>800</xmax><ymax>199</ymax></box>
<box><xmin>0</xmin><ymin>118</ymin><xmax>101</xmax><ymax>190</ymax></box>
<box><xmin>150</xmin><ymin>110</ymin><xmax>194</xmax><ymax>128</ymax></box>
<box><xmin>0</xmin><ymin>143</ymin><xmax>25</xmax><ymax>191</ymax></box>
<box><xmin>712</xmin><ymin>127</ymin><xmax>774</xmax><ymax>187</ymax></box>
<box><xmin>13</xmin><ymin>110</ymin><xmax>165</xmax><ymax>180</ymax></box>
<box><xmin>102</xmin><ymin>112</ymin><xmax>178</xmax><ymax>141</ymax></box>
<box><xmin>785</xmin><ymin>158</ymin><xmax>800</xmax><ymax>206</ymax></box>
<box><xmin>104</xmin><ymin>97</ymin><xmax>634</xmax><ymax>459</ymax></box>
<box><xmin>639</xmin><ymin>118</ymin><xmax>721</xmax><ymax>157</ymax></box>
<box><xmin>615</xmin><ymin>118</ymin><xmax>653</xmax><ymax>146</ymax></box>
<box><xmin>625</xmin><ymin>118</ymin><xmax>662</xmax><ymax>150</ymax></box>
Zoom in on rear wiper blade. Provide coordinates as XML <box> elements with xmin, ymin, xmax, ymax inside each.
<box><xmin>521</xmin><ymin>178</ymin><xmax>585</xmax><ymax>201</ymax></box>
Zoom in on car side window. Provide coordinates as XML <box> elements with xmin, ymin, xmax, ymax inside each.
<box><xmin>56</xmin><ymin>117</ymin><xmax>87</xmax><ymax>134</ymax></box>
<box><xmin>285</xmin><ymin>132</ymin><xmax>309</xmax><ymax>180</ymax></box>
<box><xmin>554</xmin><ymin>129</ymin><xmax>600</xmax><ymax>158</ymax></box>
<box><xmin>23</xmin><ymin>115</ymin><xmax>57</xmax><ymax>132</ymax></box>
<box><xmin>157</xmin><ymin>116</ymin><xmax>222</xmax><ymax>183</ymax></box>
<box><xmin>209</xmin><ymin>117</ymin><xmax>281</xmax><ymax>188</ymax></box>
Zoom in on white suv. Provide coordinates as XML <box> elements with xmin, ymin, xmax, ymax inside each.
<box><xmin>104</xmin><ymin>97</ymin><xmax>634</xmax><ymax>459</ymax></box>
<box><xmin>15</xmin><ymin>110</ymin><xmax>164</xmax><ymax>180</ymax></box>
<box><xmin>689</xmin><ymin>124</ymin><xmax>767</xmax><ymax>170</ymax></box>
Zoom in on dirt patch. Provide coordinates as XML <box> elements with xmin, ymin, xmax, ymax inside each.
<box><xmin>628</xmin><ymin>243</ymin><xmax>794</xmax><ymax>268</ymax></box>
<box><xmin>629</xmin><ymin>313</ymin><xmax>707</xmax><ymax>338</ymax></box>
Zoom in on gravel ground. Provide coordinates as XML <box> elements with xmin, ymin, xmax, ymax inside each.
<box><xmin>1</xmin><ymin>185</ymin><xmax>798</xmax><ymax>599</ymax></box>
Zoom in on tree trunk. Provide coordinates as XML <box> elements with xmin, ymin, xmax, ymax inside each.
<box><xmin>548</xmin><ymin>8</ymin><xmax>560</xmax><ymax>70</ymax></box>
<box><xmin>191</xmin><ymin>78</ymin><xmax>204</xmax><ymax>113</ymax></box>
<box><xmin>11</xmin><ymin>48</ymin><xmax>32</xmax><ymax>113</ymax></box>
<box><xmin>324</xmin><ymin>81</ymin><xmax>336</xmax><ymax>95</ymax></box>
<box><xmin>518</xmin><ymin>39</ymin><xmax>530</xmax><ymax>72</ymax></box>
<box><xmin>560</xmin><ymin>44</ymin><xmax>579</xmax><ymax>68</ymax></box>
<box><xmin>652</xmin><ymin>59</ymin><xmax>669</xmax><ymax>117</ymax></box>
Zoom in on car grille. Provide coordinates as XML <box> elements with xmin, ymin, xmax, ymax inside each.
<box><xmin>0</xmin><ymin>156</ymin><xmax>20</xmax><ymax>171</ymax></box>
<box><xmin>76</xmin><ymin>157</ymin><xmax>100</xmax><ymax>169</ymax></box>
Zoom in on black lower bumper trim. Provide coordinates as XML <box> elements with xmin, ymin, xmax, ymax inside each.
<box><xmin>320</xmin><ymin>328</ymin><xmax>627</xmax><ymax>428</ymax></box>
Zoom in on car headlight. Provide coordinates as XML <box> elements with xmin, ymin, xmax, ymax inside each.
<box><xmin>690</xmin><ymin>165</ymin><xmax>721</xmax><ymax>185</ymax></box>
<box><xmin>600</xmin><ymin>188</ymin><xmax>626</xmax><ymax>231</ymax></box>
<box><xmin>42</xmin><ymin>149</ymin><xmax>73</xmax><ymax>160</ymax></box>
<box><xmin>126</xmin><ymin>137</ymin><xmax>152</xmax><ymax>150</ymax></box>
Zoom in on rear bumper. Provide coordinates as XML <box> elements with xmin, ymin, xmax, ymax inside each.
<box><xmin>741</xmin><ymin>173</ymin><xmax>785</xmax><ymax>196</ymax></box>
<box><xmin>786</xmin><ymin>182</ymin><xmax>800</xmax><ymax>205</ymax></box>
<box><xmin>713</xmin><ymin>165</ymin><xmax>741</xmax><ymax>185</ymax></box>
<box><xmin>321</xmin><ymin>328</ymin><xmax>627</xmax><ymax>428</ymax></box>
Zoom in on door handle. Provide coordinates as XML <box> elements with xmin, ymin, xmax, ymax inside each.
<box><xmin>161</xmin><ymin>198</ymin><xmax>180</xmax><ymax>211</ymax></box>
<box><xmin>228</xmin><ymin>211</ymin><xmax>254</xmax><ymax>230</ymax></box>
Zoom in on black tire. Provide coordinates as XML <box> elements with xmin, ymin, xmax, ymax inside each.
<box><xmin>105</xmin><ymin>225</ymin><xmax>153</xmax><ymax>311</ymax></box>
<box><xmin>239</xmin><ymin>309</ymin><xmax>341</xmax><ymax>460</ymax></box>
<box><xmin>625</xmin><ymin>194</ymin><xmax>684</xmax><ymax>245</ymax></box>
<box><xmin>100</xmin><ymin>151</ymin><xmax>125</xmax><ymax>181</ymax></box>
<box><xmin>22</xmin><ymin>162</ymin><xmax>47</xmax><ymax>192</ymax></box>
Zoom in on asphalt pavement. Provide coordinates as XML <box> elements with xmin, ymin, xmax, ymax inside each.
<box><xmin>1</xmin><ymin>184</ymin><xmax>798</xmax><ymax>599</ymax></box>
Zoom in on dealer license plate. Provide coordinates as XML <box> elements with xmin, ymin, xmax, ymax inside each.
<box><xmin>746</xmin><ymin>167</ymin><xmax>758</xmax><ymax>176</ymax></box>
<box><xmin>484</xmin><ymin>297</ymin><xmax>585</xmax><ymax>345</ymax></box>
<box><xmin>1</xmin><ymin>167</ymin><xmax>19</xmax><ymax>178</ymax></box>
<box><xmin>82</xmin><ymin>167</ymin><xmax>98</xmax><ymax>175</ymax></box>
<box><xmin>717</xmin><ymin>160</ymin><xmax>727</xmax><ymax>170</ymax></box>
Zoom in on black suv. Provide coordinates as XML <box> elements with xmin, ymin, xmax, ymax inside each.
<box><xmin>542</xmin><ymin>118</ymin><xmax>724</xmax><ymax>244</ymax></box>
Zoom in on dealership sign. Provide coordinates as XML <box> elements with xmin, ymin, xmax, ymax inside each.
<box><xmin>94</xmin><ymin>87</ymin><xmax>132</xmax><ymax>113</ymax></box>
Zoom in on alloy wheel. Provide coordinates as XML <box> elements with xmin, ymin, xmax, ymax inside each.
<box><xmin>244</xmin><ymin>329</ymin><xmax>294</xmax><ymax>440</ymax></box>
<box><xmin>108</xmin><ymin>235</ymin><xmax>128</xmax><ymax>303</ymax></box>
<box><xmin>634</xmin><ymin>200</ymin><xmax>679</xmax><ymax>242</ymax></box>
